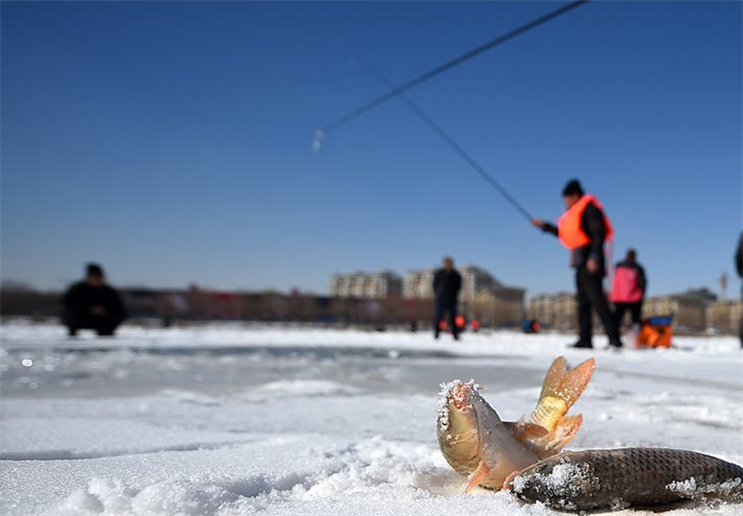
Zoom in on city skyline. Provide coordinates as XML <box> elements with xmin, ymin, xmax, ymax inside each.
<box><xmin>2</xmin><ymin>1</ymin><xmax>741</xmax><ymax>298</ymax></box>
<box><xmin>1</xmin><ymin>258</ymin><xmax>731</xmax><ymax>304</ymax></box>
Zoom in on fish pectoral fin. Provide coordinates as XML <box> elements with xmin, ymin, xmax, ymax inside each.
<box><xmin>504</xmin><ymin>421</ymin><xmax>549</xmax><ymax>441</ymax></box>
<box><xmin>536</xmin><ymin>414</ymin><xmax>584</xmax><ymax>459</ymax></box>
<box><xmin>502</xmin><ymin>470</ymin><xmax>520</xmax><ymax>491</ymax></box>
<box><xmin>465</xmin><ymin>460</ymin><xmax>492</xmax><ymax>494</ymax></box>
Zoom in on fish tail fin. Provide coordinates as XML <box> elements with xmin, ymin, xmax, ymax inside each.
<box><xmin>530</xmin><ymin>357</ymin><xmax>595</xmax><ymax>430</ymax></box>
<box><xmin>539</xmin><ymin>356</ymin><xmax>569</xmax><ymax>400</ymax></box>
<box><xmin>557</xmin><ymin>358</ymin><xmax>596</xmax><ymax>411</ymax></box>
<box><xmin>535</xmin><ymin>414</ymin><xmax>583</xmax><ymax>459</ymax></box>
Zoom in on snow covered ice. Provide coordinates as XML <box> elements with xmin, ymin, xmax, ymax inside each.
<box><xmin>1</xmin><ymin>319</ymin><xmax>742</xmax><ymax>515</ymax></box>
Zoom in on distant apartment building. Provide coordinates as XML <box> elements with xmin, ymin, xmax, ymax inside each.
<box><xmin>527</xmin><ymin>292</ymin><xmax>578</xmax><ymax>331</ymax></box>
<box><xmin>403</xmin><ymin>265</ymin><xmax>509</xmax><ymax>301</ymax></box>
<box><xmin>329</xmin><ymin>270</ymin><xmax>402</xmax><ymax>299</ymax></box>
<box><xmin>642</xmin><ymin>296</ymin><xmax>705</xmax><ymax>332</ymax></box>
<box><xmin>643</xmin><ymin>289</ymin><xmax>715</xmax><ymax>332</ymax></box>
<box><xmin>705</xmin><ymin>300</ymin><xmax>742</xmax><ymax>335</ymax></box>
<box><xmin>403</xmin><ymin>264</ymin><xmax>524</xmax><ymax>326</ymax></box>
<box><xmin>459</xmin><ymin>265</ymin><xmax>507</xmax><ymax>303</ymax></box>
<box><xmin>471</xmin><ymin>287</ymin><xmax>526</xmax><ymax>327</ymax></box>
<box><xmin>528</xmin><ymin>287</ymin><xmax>717</xmax><ymax>333</ymax></box>
<box><xmin>402</xmin><ymin>269</ymin><xmax>435</xmax><ymax>299</ymax></box>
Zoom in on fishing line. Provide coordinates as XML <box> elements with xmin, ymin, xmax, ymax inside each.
<box><xmin>364</xmin><ymin>62</ymin><xmax>534</xmax><ymax>223</ymax></box>
<box><xmin>316</xmin><ymin>0</ymin><xmax>592</xmax><ymax>144</ymax></box>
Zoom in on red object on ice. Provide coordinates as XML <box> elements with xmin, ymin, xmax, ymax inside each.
<box><xmin>471</xmin><ymin>319</ymin><xmax>480</xmax><ymax>330</ymax></box>
<box><xmin>455</xmin><ymin>316</ymin><xmax>466</xmax><ymax>328</ymax></box>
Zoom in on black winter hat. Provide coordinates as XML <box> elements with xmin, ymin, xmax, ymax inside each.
<box><xmin>562</xmin><ymin>179</ymin><xmax>584</xmax><ymax>197</ymax></box>
<box><xmin>86</xmin><ymin>263</ymin><xmax>105</xmax><ymax>277</ymax></box>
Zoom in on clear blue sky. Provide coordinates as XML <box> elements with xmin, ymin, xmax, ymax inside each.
<box><xmin>2</xmin><ymin>1</ymin><xmax>741</xmax><ymax>298</ymax></box>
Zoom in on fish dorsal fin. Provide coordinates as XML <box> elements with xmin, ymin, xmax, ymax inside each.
<box><xmin>504</xmin><ymin>421</ymin><xmax>549</xmax><ymax>441</ymax></box>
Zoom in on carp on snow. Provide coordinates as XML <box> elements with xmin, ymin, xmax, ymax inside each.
<box><xmin>437</xmin><ymin>356</ymin><xmax>595</xmax><ymax>491</ymax></box>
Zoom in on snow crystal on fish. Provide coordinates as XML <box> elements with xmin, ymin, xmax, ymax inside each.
<box><xmin>666</xmin><ymin>476</ymin><xmax>743</xmax><ymax>498</ymax></box>
<box><xmin>609</xmin><ymin>498</ymin><xmax>630</xmax><ymax>510</ymax></box>
<box><xmin>512</xmin><ymin>459</ymin><xmax>599</xmax><ymax>511</ymax></box>
<box><xmin>436</xmin><ymin>379</ymin><xmax>478</xmax><ymax>431</ymax></box>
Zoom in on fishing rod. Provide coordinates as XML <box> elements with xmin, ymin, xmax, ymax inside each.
<box><xmin>364</xmin><ymin>62</ymin><xmax>534</xmax><ymax>223</ymax></box>
<box><xmin>316</xmin><ymin>0</ymin><xmax>592</xmax><ymax>142</ymax></box>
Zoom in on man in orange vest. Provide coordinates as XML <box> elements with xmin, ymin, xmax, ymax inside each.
<box><xmin>531</xmin><ymin>180</ymin><xmax>623</xmax><ymax>349</ymax></box>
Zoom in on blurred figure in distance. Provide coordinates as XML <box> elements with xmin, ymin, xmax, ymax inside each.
<box><xmin>62</xmin><ymin>263</ymin><xmax>128</xmax><ymax>336</ymax></box>
<box><xmin>610</xmin><ymin>248</ymin><xmax>647</xmax><ymax>333</ymax></box>
<box><xmin>433</xmin><ymin>256</ymin><xmax>462</xmax><ymax>340</ymax></box>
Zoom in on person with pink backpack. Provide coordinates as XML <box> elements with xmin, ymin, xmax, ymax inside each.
<box><xmin>610</xmin><ymin>249</ymin><xmax>647</xmax><ymax>331</ymax></box>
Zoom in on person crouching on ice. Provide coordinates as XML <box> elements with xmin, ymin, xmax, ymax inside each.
<box><xmin>531</xmin><ymin>180</ymin><xmax>623</xmax><ymax>349</ymax></box>
<box><xmin>62</xmin><ymin>263</ymin><xmax>128</xmax><ymax>337</ymax></box>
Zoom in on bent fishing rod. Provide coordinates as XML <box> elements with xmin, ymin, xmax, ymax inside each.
<box><xmin>364</xmin><ymin>63</ymin><xmax>534</xmax><ymax>224</ymax></box>
<box><xmin>316</xmin><ymin>0</ymin><xmax>592</xmax><ymax>139</ymax></box>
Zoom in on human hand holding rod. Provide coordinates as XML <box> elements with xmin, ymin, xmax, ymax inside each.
<box><xmin>531</xmin><ymin>218</ymin><xmax>546</xmax><ymax>230</ymax></box>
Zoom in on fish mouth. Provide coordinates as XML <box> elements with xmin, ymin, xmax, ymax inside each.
<box><xmin>451</xmin><ymin>382</ymin><xmax>476</xmax><ymax>409</ymax></box>
<box><xmin>437</xmin><ymin>379</ymin><xmax>480</xmax><ymax>431</ymax></box>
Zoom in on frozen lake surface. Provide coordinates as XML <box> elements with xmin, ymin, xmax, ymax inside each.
<box><xmin>1</xmin><ymin>320</ymin><xmax>742</xmax><ymax>515</ymax></box>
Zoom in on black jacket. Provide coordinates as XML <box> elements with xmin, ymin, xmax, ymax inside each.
<box><xmin>736</xmin><ymin>232</ymin><xmax>743</xmax><ymax>278</ymax></box>
<box><xmin>433</xmin><ymin>269</ymin><xmax>462</xmax><ymax>305</ymax></box>
<box><xmin>615</xmin><ymin>259</ymin><xmax>647</xmax><ymax>297</ymax></box>
<box><xmin>62</xmin><ymin>282</ymin><xmax>128</xmax><ymax>322</ymax></box>
<box><xmin>541</xmin><ymin>201</ymin><xmax>608</xmax><ymax>272</ymax></box>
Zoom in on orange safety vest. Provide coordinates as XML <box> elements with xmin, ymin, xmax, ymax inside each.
<box><xmin>557</xmin><ymin>194</ymin><xmax>614</xmax><ymax>250</ymax></box>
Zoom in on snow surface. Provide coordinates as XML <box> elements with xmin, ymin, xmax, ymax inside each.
<box><xmin>1</xmin><ymin>319</ymin><xmax>742</xmax><ymax>516</ymax></box>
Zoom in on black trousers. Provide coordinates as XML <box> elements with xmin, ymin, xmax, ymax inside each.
<box><xmin>614</xmin><ymin>302</ymin><xmax>643</xmax><ymax>329</ymax></box>
<box><xmin>434</xmin><ymin>301</ymin><xmax>458</xmax><ymax>338</ymax></box>
<box><xmin>63</xmin><ymin>311</ymin><xmax>123</xmax><ymax>336</ymax></box>
<box><xmin>576</xmin><ymin>267</ymin><xmax>621</xmax><ymax>347</ymax></box>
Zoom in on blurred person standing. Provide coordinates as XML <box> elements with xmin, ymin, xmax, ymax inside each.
<box><xmin>610</xmin><ymin>248</ymin><xmax>647</xmax><ymax>331</ymax></box>
<box><xmin>62</xmin><ymin>263</ymin><xmax>128</xmax><ymax>336</ymax></box>
<box><xmin>531</xmin><ymin>180</ymin><xmax>623</xmax><ymax>349</ymax></box>
<box><xmin>433</xmin><ymin>256</ymin><xmax>462</xmax><ymax>340</ymax></box>
<box><xmin>736</xmin><ymin>232</ymin><xmax>742</xmax><ymax>348</ymax></box>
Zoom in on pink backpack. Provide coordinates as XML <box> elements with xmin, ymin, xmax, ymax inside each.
<box><xmin>610</xmin><ymin>266</ymin><xmax>643</xmax><ymax>303</ymax></box>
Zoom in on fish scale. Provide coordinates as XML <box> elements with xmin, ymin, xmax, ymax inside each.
<box><xmin>511</xmin><ymin>448</ymin><xmax>743</xmax><ymax>511</ymax></box>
